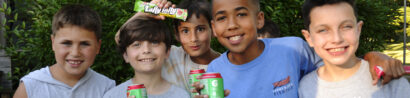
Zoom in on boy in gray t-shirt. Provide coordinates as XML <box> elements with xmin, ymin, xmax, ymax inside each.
<box><xmin>299</xmin><ymin>0</ymin><xmax>410</xmax><ymax>98</ymax></box>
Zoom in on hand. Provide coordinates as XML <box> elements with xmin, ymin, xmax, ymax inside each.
<box><xmin>191</xmin><ymin>81</ymin><xmax>230</xmax><ymax>98</ymax></box>
<box><xmin>115</xmin><ymin>0</ymin><xmax>176</xmax><ymax>44</ymax></box>
<box><xmin>127</xmin><ymin>96</ymin><xmax>135</xmax><ymax>98</ymax></box>
<box><xmin>364</xmin><ymin>51</ymin><xmax>405</xmax><ymax>85</ymax></box>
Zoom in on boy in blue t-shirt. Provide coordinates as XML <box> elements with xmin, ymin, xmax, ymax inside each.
<box><xmin>193</xmin><ymin>0</ymin><xmax>406</xmax><ymax>98</ymax></box>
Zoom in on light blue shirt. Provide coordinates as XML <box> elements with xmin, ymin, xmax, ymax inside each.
<box><xmin>20</xmin><ymin>66</ymin><xmax>115</xmax><ymax>98</ymax></box>
<box><xmin>207</xmin><ymin>37</ymin><xmax>322</xmax><ymax>98</ymax></box>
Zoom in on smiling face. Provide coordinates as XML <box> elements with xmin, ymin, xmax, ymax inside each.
<box><xmin>177</xmin><ymin>14</ymin><xmax>212</xmax><ymax>57</ymax></box>
<box><xmin>211</xmin><ymin>0</ymin><xmax>264</xmax><ymax>53</ymax></box>
<box><xmin>123</xmin><ymin>40</ymin><xmax>169</xmax><ymax>73</ymax></box>
<box><xmin>51</xmin><ymin>25</ymin><xmax>101</xmax><ymax>76</ymax></box>
<box><xmin>302</xmin><ymin>2</ymin><xmax>363</xmax><ymax>66</ymax></box>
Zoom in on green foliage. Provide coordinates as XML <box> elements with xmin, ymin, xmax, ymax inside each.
<box><xmin>1</xmin><ymin>0</ymin><xmax>403</xmax><ymax>90</ymax></box>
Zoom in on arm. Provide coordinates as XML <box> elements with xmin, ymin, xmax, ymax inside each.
<box><xmin>13</xmin><ymin>82</ymin><xmax>27</xmax><ymax>98</ymax></box>
<box><xmin>115</xmin><ymin>0</ymin><xmax>175</xmax><ymax>44</ymax></box>
<box><xmin>363</xmin><ymin>51</ymin><xmax>405</xmax><ymax>85</ymax></box>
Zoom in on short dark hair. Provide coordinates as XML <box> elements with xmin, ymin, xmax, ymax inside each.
<box><xmin>173</xmin><ymin>0</ymin><xmax>212</xmax><ymax>38</ymax></box>
<box><xmin>52</xmin><ymin>4</ymin><xmax>102</xmax><ymax>40</ymax></box>
<box><xmin>210</xmin><ymin>0</ymin><xmax>260</xmax><ymax>17</ymax></box>
<box><xmin>302</xmin><ymin>0</ymin><xmax>357</xmax><ymax>30</ymax></box>
<box><xmin>118</xmin><ymin>16</ymin><xmax>172</xmax><ymax>54</ymax></box>
<box><xmin>257</xmin><ymin>19</ymin><xmax>280</xmax><ymax>38</ymax></box>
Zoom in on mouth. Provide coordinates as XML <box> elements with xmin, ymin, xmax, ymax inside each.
<box><xmin>138</xmin><ymin>58</ymin><xmax>157</xmax><ymax>62</ymax></box>
<box><xmin>190</xmin><ymin>45</ymin><xmax>200</xmax><ymax>51</ymax></box>
<box><xmin>327</xmin><ymin>46</ymin><xmax>348</xmax><ymax>56</ymax></box>
<box><xmin>226</xmin><ymin>34</ymin><xmax>244</xmax><ymax>45</ymax></box>
<box><xmin>66</xmin><ymin>60</ymin><xmax>83</xmax><ymax>67</ymax></box>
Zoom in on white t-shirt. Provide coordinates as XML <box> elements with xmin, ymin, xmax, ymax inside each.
<box><xmin>162</xmin><ymin>45</ymin><xmax>217</xmax><ymax>91</ymax></box>
<box><xmin>299</xmin><ymin>59</ymin><xmax>410</xmax><ymax>98</ymax></box>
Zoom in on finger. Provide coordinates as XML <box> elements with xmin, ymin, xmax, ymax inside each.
<box><xmin>382</xmin><ymin>75</ymin><xmax>392</xmax><ymax>85</ymax></box>
<box><xmin>396</xmin><ymin>60</ymin><xmax>405</xmax><ymax>77</ymax></box>
<box><xmin>159</xmin><ymin>0</ymin><xmax>167</xmax><ymax>8</ymax></box>
<box><xmin>163</xmin><ymin>2</ymin><xmax>172</xmax><ymax>8</ymax></box>
<box><xmin>191</xmin><ymin>88</ymin><xmax>198</xmax><ymax>93</ymax></box>
<box><xmin>389</xmin><ymin>60</ymin><xmax>399</xmax><ymax>78</ymax></box>
<box><xmin>224</xmin><ymin>89</ymin><xmax>230</xmax><ymax>97</ymax></box>
<box><xmin>369</xmin><ymin>64</ymin><xmax>377</xmax><ymax>81</ymax></box>
<box><xmin>372</xmin><ymin>77</ymin><xmax>378</xmax><ymax>85</ymax></box>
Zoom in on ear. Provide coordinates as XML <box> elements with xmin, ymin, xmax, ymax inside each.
<box><xmin>165</xmin><ymin>48</ymin><xmax>171</xmax><ymax>59</ymax></box>
<box><xmin>256</xmin><ymin>11</ymin><xmax>265</xmax><ymax>29</ymax></box>
<box><xmin>357</xmin><ymin>21</ymin><xmax>364</xmax><ymax>36</ymax></box>
<box><xmin>301</xmin><ymin>29</ymin><xmax>314</xmax><ymax>47</ymax></box>
<box><xmin>211</xmin><ymin>20</ymin><xmax>218</xmax><ymax>37</ymax></box>
<box><xmin>123</xmin><ymin>52</ymin><xmax>129</xmax><ymax>63</ymax></box>
<box><xmin>96</xmin><ymin>40</ymin><xmax>102</xmax><ymax>54</ymax></box>
<box><xmin>51</xmin><ymin>35</ymin><xmax>56</xmax><ymax>51</ymax></box>
<box><xmin>174</xmin><ymin>29</ymin><xmax>181</xmax><ymax>42</ymax></box>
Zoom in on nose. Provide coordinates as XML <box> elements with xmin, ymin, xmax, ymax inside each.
<box><xmin>141</xmin><ymin>42</ymin><xmax>152</xmax><ymax>54</ymax></box>
<box><xmin>331</xmin><ymin>30</ymin><xmax>344</xmax><ymax>44</ymax></box>
<box><xmin>227</xmin><ymin>16</ymin><xmax>239</xmax><ymax>31</ymax></box>
<box><xmin>190</xmin><ymin>31</ymin><xmax>199</xmax><ymax>43</ymax></box>
<box><xmin>70</xmin><ymin>45</ymin><xmax>81</xmax><ymax>58</ymax></box>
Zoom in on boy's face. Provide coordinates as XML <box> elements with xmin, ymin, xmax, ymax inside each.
<box><xmin>211</xmin><ymin>0</ymin><xmax>264</xmax><ymax>53</ymax></box>
<box><xmin>51</xmin><ymin>25</ymin><xmax>101</xmax><ymax>76</ymax></box>
<box><xmin>123</xmin><ymin>41</ymin><xmax>169</xmax><ymax>73</ymax></box>
<box><xmin>302</xmin><ymin>2</ymin><xmax>363</xmax><ymax>66</ymax></box>
<box><xmin>177</xmin><ymin>14</ymin><xmax>212</xmax><ymax>57</ymax></box>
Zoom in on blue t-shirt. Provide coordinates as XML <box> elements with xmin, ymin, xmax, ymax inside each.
<box><xmin>207</xmin><ymin>37</ymin><xmax>322</xmax><ymax>98</ymax></box>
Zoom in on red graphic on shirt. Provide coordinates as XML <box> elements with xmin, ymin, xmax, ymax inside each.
<box><xmin>273</xmin><ymin>76</ymin><xmax>290</xmax><ymax>88</ymax></box>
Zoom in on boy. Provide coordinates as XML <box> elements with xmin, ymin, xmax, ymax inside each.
<box><xmin>257</xmin><ymin>19</ymin><xmax>280</xmax><ymax>39</ymax></box>
<box><xmin>299</xmin><ymin>0</ymin><xmax>410</xmax><ymax>97</ymax></box>
<box><xmin>194</xmin><ymin>0</ymin><xmax>406</xmax><ymax>97</ymax></box>
<box><xmin>103</xmin><ymin>13</ymin><xmax>189</xmax><ymax>98</ymax></box>
<box><xmin>13</xmin><ymin>5</ymin><xmax>115</xmax><ymax>98</ymax></box>
<box><xmin>163</xmin><ymin>0</ymin><xmax>220</xmax><ymax>91</ymax></box>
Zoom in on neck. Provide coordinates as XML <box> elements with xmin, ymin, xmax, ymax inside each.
<box><xmin>228</xmin><ymin>40</ymin><xmax>264</xmax><ymax>65</ymax></box>
<box><xmin>318</xmin><ymin>57</ymin><xmax>361</xmax><ymax>82</ymax></box>
<box><xmin>190</xmin><ymin>49</ymin><xmax>220</xmax><ymax>65</ymax></box>
<box><xmin>49</xmin><ymin>64</ymin><xmax>84</xmax><ymax>87</ymax></box>
<box><xmin>132</xmin><ymin>70</ymin><xmax>170</xmax><ymax>95</ymax></box>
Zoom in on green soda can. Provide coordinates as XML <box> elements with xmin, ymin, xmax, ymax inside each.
<box><xmin>189</xmin><ymin>69</ymin><xmax>205</xmax><ymax>97</ymax></box>
<box><xmin>127</xmin><ymin>84</ymin><xmax>147</xmax><ymax>98</ymax></box>
<box><xmin>200</xmin><ymin>72</ymin><xmax>224</xmax><ymax>98</ymax></box>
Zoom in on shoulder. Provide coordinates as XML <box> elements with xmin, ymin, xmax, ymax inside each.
<box><xmin>104</xmin><ymin>80</ymin><xmax>131</xmax><ymax>98</ymax></box>
<box><xmin>88</xmin><ymin>69</ymin><xmax>116</xmax><ymax>86</ymax></box>
<box><xmin>299</xmin><ymin>70</ymin><xmax>318</xmax><ymax>89</ymax></box>
<box><xmin>262</xmin><ymin>37</ymin><xmax>305</xmax><ymax>45</ymax></box>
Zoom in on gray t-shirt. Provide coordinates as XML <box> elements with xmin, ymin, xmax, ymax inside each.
<box><xmin>299</xmin><ymin>60</ymin><xmax>410</xmax><ymax>98</ymax></box>
<box><xmin>20</xmin><ymin>66</ymin><xmax>115</xmax><ymax>98</ymax></box>
<box><xmin>103</xmin><ymin>79</ymin><xmax>190</xmax><ymax>98</ymax></box>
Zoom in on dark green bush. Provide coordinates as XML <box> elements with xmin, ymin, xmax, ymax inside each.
<box><xmin>1</xmin><ymin>0</ymin><xmax>402</xmax><ymax>90</ymax></box>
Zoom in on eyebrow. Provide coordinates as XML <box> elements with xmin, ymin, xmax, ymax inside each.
<box><xmin>214</xmin><ymin>6</ymin><xmax>248</xmax><ymax>17</ymax></box>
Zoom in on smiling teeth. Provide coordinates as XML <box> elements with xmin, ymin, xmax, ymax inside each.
<box><xmin>329</xmin><ymin>48</ymin><xmax>345</xmax><ymax>52</ymax></box>
<box><xmin>229</xmin><ymin>35</ymin><xmax>241</xmax><ymax>41</ymax></box>
<box><xmin>68</xmin><ymin>61</ymin><xmax>81</xmax><ymax>64</ymax></box>
<box><xmin>140</xmin><ymin>58</ymin><xmax>155</xmax><ymax>62</ymax></box>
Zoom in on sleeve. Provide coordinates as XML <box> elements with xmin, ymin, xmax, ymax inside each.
<box><xmin>298</xmin><ymin>38</ymin><xmax>323</xmax><ymax>76</ymax></box>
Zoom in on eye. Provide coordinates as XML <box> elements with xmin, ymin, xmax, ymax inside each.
<box><xmin>80</xmin><ymin>42</ymin><xmax>90</xmax><ymax>46</ymax></box>
<box><xmin>216</xmin><ymin>16</ymin><xmax>226</xmax><ymax>22</ymax></box>
<box><xmin>132</xmin><ymin>42</ymin><xmax>140</xmax><ymax>47</ymax></box>
<box><xmin>61</xmin><ymin>41</ymin><xmax>72</xmax><ymax>46</ymax></box>
<box><xmin>237</xmin><ymin>13</ymin><xmax>247</xmax><ymax>17</ymax></box>
<box><xmin>318</xmin><ymin>29</ymin><xmax>327</xmax><ymax>33</ymax></box>
<box><xmin>151</xmin><ymin>41</ymin><xmax>160</xmax><ymax>46</ymax></box>
<box><xmin>197</xmin><ymin>27</ymin><xmax>205</xmax><ymax>32</ymax></box>
<box><xmin>180</xmin><ymin>29</ymin><xmax>189</xmax><ymax>35</ymax></box>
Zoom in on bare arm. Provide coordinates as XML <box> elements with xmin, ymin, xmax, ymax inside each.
<box><xmin>13</xmin><ymin>82</ymin><xmax>28</xmax><ymax>98</ymax></box>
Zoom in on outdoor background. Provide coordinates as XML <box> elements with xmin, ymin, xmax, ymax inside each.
<box><xmin>0</xmin><ymin>0</ymin><xmax>409</xmax><ymax>95</ymax></box>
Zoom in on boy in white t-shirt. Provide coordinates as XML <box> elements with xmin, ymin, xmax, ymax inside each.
<box><xmin>299</xmin><ymin>0</ymin><xmax>410</xmax><ymax>97</ymax></box>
